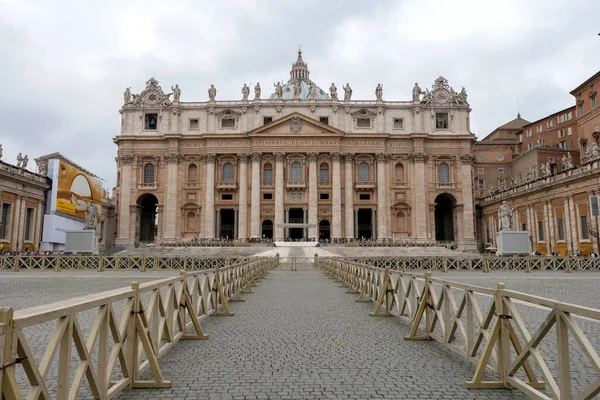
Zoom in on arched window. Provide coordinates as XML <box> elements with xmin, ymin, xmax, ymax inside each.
<box><xmin>143</xmin><ymin>163</ymin><xmax>154</xmax><ymax>184</ymax></box>
<box><xmin>188</xmin><ymin>164</ymin><xmax>197</xmax><ymax>182</ymax></box>
<box><xmin>186</xmin><ymin>211</ymin><xmax>196</xmax><ymax>232</ymax></box>
<box><xmin>438</xmin><ymin>163</ymin><xmax>449</xmax><ymax>183</ymax></box>
<box><xmin>394</xmin><ymin>163</ymin><xmax>404</xmax><ymax>183</ymax></box>
<box><xmin>319</xmin><ymin>163</ymin><xmax>329</xmax><ymax>183</ymax></box>
<box><xmin>358</xmin><ymin>162</ymin><xmax>369</xmax><ymax>182</ymax></box>
<box><xmin>291</xmin><ymin>162</ymin><xmax>302</xmax><ymax>181</ymax></box>
<box><xmin>223</xmin><ymin>163</ymin><xmax>234</xmax><ymax>182</ymax></box>
<box><xmin>263</xmin><ymin>163</ymin><xmax>273</xmax><ymax>183</ymax></box>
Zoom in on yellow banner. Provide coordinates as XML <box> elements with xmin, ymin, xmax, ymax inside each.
<box><xmin>55</xmin><ymin>160</ymin><xmax>102</xmax><ymax>219</ymax></box>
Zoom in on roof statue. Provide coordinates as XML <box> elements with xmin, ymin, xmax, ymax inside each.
<box><xmin>171</xmin><ymin>84</ymin><xmax>181</xmax><ymax>102</ymax></box>
<box><xmin>375</xmin><ymin>84</ymin><xmax>383</xmax><ymax>101</ymax></box>
<box><xmin>343</xmin><ymin>83</ymin><xmax>352</xmax><ymax>101</ymax></box>
<box><xmin>208</xmin><ymin>84</ymin><xmax>217</xmax><ymax>101</ymax></box>
<box><xmin>16</xmin><ymin>152</ymin><xmax>23</xmax><ymax>168</ymax></box>
<box><xmin>329</xmin><ymin>83</ymin><xmax>338</xmax><ymax>100</ymax></box>
<box><xmin>254</xmin><ymin>83</ymin><xmax>261</xmax><ymax>100</ymax></box>
<box><xmin>412</xmin><ymin>83</ymin><xmax>422</xmax><ymax>101</ymax></box>
<box><xmin>241</xmin><ymin>83</ymin><xmax>250</xmax><ymax>101</ymax></box>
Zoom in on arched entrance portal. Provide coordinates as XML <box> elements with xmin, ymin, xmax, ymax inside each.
<box><xmin>138</xmin><ymin>194</ymin><xmax>158</xmax><ymax>244</ymax></box>
<box><xmin>434</xmin><ymin>194</ymin><xmax>455</xmax><ymax>242</ymax></box>
<box><xmin>319</xmin><ymin>220</ymin><xmax>330</xmax><ymax>240</ymax></box>
<box><xmin>261</xmin><ymin>220</ymin><xmax>273</xmax><ymax>239</ymax></box>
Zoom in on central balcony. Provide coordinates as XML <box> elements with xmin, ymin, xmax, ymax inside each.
<box><xmin>216</xmin><ymin>181</ymin><xmax>238</xmax><ymax>191</ymax></box>
<box><xmin>354</xmin><ymin>181</ymin><xmax>376</xmax><ymax>191</ymax></box>
<box><xmin>286</xmin><ymin>181</ymin><xmax>306</xmax><ymax>190</ymax></box>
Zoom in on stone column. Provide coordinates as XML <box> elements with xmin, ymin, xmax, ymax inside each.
<box><xmin>343</xmin><ymin>154</ymin><xmax>354</xmax><ymax>239</ymax></box>
<box><xmin>116</xmin><ymin>155</ymin><xmax>134</xmax><ymax>246</ymax></box>
<box><xmin>548</xmin><ymin>201</ymin><xmax>556</xmax><ymax>253</ymax></box>
<box><xmin>35</xmin><ymin>201</ymin><xmax>43</xmax><ymax>250</ymax></box>
<box><xmin>564</xmin><ymin>198</ymin><xmax>573</xmax><ymax>254</ymax></box>
<box><xmin>250</xmin><ymin>152</ymin><xmax>261</xmax><ymax>239</ymax></box>
<box><xmin>274</xmin><ymin>152</ymin><xmax>285</xmax><ymax>241</ymax></box>
<box><xmin>376</xmin><ymin>153</ymin><xmax>387</xmax><ymax>239</ymax></box>
<box><xmin>459</xmin><ymin>154</ymin><xmax>477</xmax><ymax>250</ymax></box>
<box><xmin>156</xmin><ymin>204</ymin><xmax>164</xmax><ymax>243</ymax></box>
<box><xmin>308</xmin><ymin>152</ymin><xmax>318</xmax><ymax>240</ymax></box>
<box><xmin>589</xmin><ymin>195</ymin><xmax>600</xmax><ymax>255</ymax></box>
<box><xmin>237</xmin><ymin>153</ymin><xmax>249</xmax><ymax>240</ymax></box>
<box><xmin>164</xmin><ymin>153</ymin><xmax>181</xmax><ymax>240</ymax></box>
<box><xmin>331</xmin><ymin>152</ymin><xmax>342</xmax><ymax>239</ymax></box>
<box><xmin>568</xmin><ymin>195</ymin><xmax>577</xmax><ymax>252</ymax></box>
<box><xmin>543</xmin><ymin>201</ymin><xmax>551</xmax><ymax>255</ymax></box>
<box><xmin>412</xmin><ymin>153</ymin><xmax>428</xmax><ymax>241</ymax></box>
<box><xmin>386</xmin><ymin>158</ymin><xmax>392</xmax><ymax>239</ymax></box>
<box><xmin>11</xmin><ymin>195</ymin><xmax>22</xmax><ymax>251</ymax></box>
<box><xmin>203</xmin><ymin>154</ymin><xmax>216</xmax><ymax>238</ymax></box>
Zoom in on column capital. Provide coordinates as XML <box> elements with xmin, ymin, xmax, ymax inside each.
<box><xmin>251</xmin><ymin>152</ymin><xmax>262</xmax><ymax>162</ymax></box>
<box><xmin>165</xmin><ymin>153</ymin><xmax>183</xmax><ymax>164</ymax></box>
<box><xmin>237</xmin><ymin>153</ymin><xmax>249</xmax><ymax>162</ymax></box>
<box><xmin>330</xmin><ymin>152</ymin><xmax>341</xmax><ymax>161</ymax></box>
<box><xmin>274</xmin><ymin>152</ymin><xmax>285</xmax><ymax>161</ymax></box>
<box><xmin>307</xmin><ymin>152</ymin><xmax>318</xmax><ymax>162</ymax></box>
<box><xmin>120</xmin><ymin>154</ymin><xmax>135</xmax><ymax>164</ymax></box>
<box><xmin>342</xmin><ymin>153</ymin><xmax>354</xmax><ymax>163</ymax></box>
<box><xmin>410</xmin><ymin>152</ymin><xmax>428</xmax><ymax>162</ymax></box>
<box><xmin>205</xmin><ymin>153</ymin><xmax>216</xmax><ymax>163</ymax></box>
<box><xmin>376</xmin><ymin>153</ymin><xmax>386</xmax><ymax>162</ymax></box>
<box><xmin>460</xmin><ymin>153</ymin><xmax>475</xmax><ymax>165</ymax></box>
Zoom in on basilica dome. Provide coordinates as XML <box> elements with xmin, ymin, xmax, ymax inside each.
<box><xmin>269</xmin><ymin>50</ymin><xmax>330</xmax><ymax>101</ymax></box>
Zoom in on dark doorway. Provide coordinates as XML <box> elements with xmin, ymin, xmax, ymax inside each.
<box><xmin>289</xmin><ymin>208</ymin><xmax>304</xmax><ymax>240</ymax></box>
<box><xmin>220</xmin><ymin>209</ymin><xmax>235</xmax><ymax>239</ymax></box>
<box><xmin>261</xmin><ymin>220</ymin><xmax>273</xmax><ymax>239</ymax></box>
<box><xmin>319</xmin><ymin>220</ymin><xmax>331</xmax><ymax>240</ymax></box>
<box><xmin>357</xmin><ymin>209</ymin><xmax>373</xmax><ymax>239</ymax></box>
<box><xmin>138</xmin><ymin>194</ymin><xmax>158</xmax><ymax>243</ymax></box>
<box><xmin>435</xmin><ymin>194</ymin><xmax>455</xmax><ymax>241</ymax></box>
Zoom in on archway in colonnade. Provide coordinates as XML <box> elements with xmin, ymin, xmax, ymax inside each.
<box><xmin>261</xmin><ymin>220</ymin><xmax>273</xmax><ymax>239</ymax></box>
<box><xmin>137</xmin><ymin>193</ymin><xmax>158</xmax><ymax>244</ymax></box>
<box><xmin>434</xmin><ymin>193</ymin><xmax>455</xmax><ymax>242</ymax></box>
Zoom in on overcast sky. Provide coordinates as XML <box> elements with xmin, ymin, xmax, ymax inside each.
<box><xmin>1</xmin><ymin>0</ymin><xmax>599</xmax><ymax>190</ymax></box>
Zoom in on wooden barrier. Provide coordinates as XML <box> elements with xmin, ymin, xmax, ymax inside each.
<box><xmin>0</xmin><ymin>257</ymin><xmax>277</xmax><ymax>399</ymax></box>
<box><xmin>316</xmin><ymin>257</ymin><xmax>600</xmax><ymax>399</ymax></box>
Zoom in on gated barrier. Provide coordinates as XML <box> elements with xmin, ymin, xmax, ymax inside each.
<box><xmin>0</xmin><ymin>255</ymin><xmax>249</xmax><ymax>272</ymax></box>
<box><xmin>0</xmin><ymin>257</ymin><xmax>278</xmax><ymax>399</ymax></box>
<box><xmin>334</xmin><ymin>255</ymin><xmax>600</xmax><ymax>272</ymax></box>
<box><xmin>317</xmin><ymin>258</ymin><xmax>600</xmax><ymax>399</ymax></box>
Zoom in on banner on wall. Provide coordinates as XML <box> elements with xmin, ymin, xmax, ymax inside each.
<box><xmin>55</xmin><ymin>160</ymin><xmax>103</xmax><ymax>219</ymax></box>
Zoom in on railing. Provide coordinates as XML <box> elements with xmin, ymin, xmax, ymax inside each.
<box><xmin>285</xmin><ymin>181</ymin><xmax>306</xmax><ymax>189</ymax></box>
<box><xmin>331</xmin><ymin>255</ymin><xmax>600</xmax><ymax>272</ymax></box>
<box><xmin>0</xmin><ymin>257</ymin><xmax>278</xmax><ymax>399</ymax></box>
<box><xmin>137</xmin><ymin>182</ymin><xmax>158</xmax><ymax>190</ymax></box>
<box><xmin>216</xmin><ymin>181</ymin><xmax>237</xmax><ymax>190</ymax></box>
<box><xmin>0</xmin><ymin>255</ymin><xmax>251</xmax><ymax>271</ymax></box>
<box><xmin>316</xmin><ymin>258</ymin><xmax>600</xmax><ymax>399</ymax></box>
<box><xmin>354</xmin><ymin>181</ymin><xmax>376</xmax><ymax>190</ymax></box>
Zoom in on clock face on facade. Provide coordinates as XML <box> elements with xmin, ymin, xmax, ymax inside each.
<box><xmin>433</xmin><ymin>89</ymin><xmax>449</xmax><ymax>104</ymax></box>
<box><xmin>144</xmin><ymin>90</ymin><xmax>160</xmax><ymax>105</ymax></box>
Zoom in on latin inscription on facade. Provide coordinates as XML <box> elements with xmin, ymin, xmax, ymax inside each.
<box><xmin>207</xmin><ymin>140</ymin><xmax>252</xmax><ymax>148</ymax></box>
<box><xmin>341</xmin><ymin>140</ymin><xmax>385</xmax><ymax>147</ymax></box>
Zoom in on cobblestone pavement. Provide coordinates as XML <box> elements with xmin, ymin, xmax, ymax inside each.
<box><xmin>2</xmin><ymin>256</ymin><xmax>599</xmax><ymax>399</ymax></box>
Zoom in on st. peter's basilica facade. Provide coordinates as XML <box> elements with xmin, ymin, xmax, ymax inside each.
<box><xmin>114</xmin><ymin>51</ymin><xmax>477</xmax><ymax>250</ymax></box>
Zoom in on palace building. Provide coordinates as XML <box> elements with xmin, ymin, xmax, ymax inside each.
<box><xmin>114</xmin><ymin>51</ymin><xmax>477</xmax><ymax>250</ymax></box>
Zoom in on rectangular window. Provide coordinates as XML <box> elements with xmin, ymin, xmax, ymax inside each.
<box><xmin>578</xmin><ymin>103</ymin><xmax>584</xmax><ymax>117</ymax></box>
<box><xmin>319</xmin><ymin>116</ymin><xmax>329</xmax><ymax>125</ymax></box>
<box><xmin>496</xmin><ymin>155</ymin><xmax>505</xmax><ymax>161</ymax></box>
<box><xmin>477</xmin><ymin>167</ymin><xmax>484</xmax><ymax>174</ymax></box>
<box><xmin>393</xmin><ymin>118</ymin><xmax>404</xmax><ymax>129</ymax></box>
<box><xmin>263</xmin><ymin>193</ymin><xmax>273</xmax><ymax>200</ymax></box>
<box><xmin>497</xmin><ymin>168</ymin><xmax>505</xmax><ymax>175</ymax></box>
<box><xmin>356</xmin><ymin>118</ymin><xmax>371</xmax><ymax>128</ymax></box>
<box><xmin>263</xmin><ymin>116</ymin><xmax>273</xmax><ymax>125</ymax></box>
<box><xmin>519</xmin><ymin>134</ymin><xmax>523</xmax><ymax>143</ymax></box>
<box><xmin>538</xmin><ymin>220</ymin><xmax>544</xmax><ymax>241</ymax></box>
<box><xmin>478</xmin><ymin>179</ymin><xmax>484</xmax><ymax>189</ymax></box>
<box><xmin>522</xmin><ymin>223</ymin><xmax>527</xmax><ymax>231</ymax></box>
<box><xmin>568</xmin><ymin>127</ymin><xmax>572</xmax><ymax>135</ymax></box>
<box><xmin>526</xmin><ymin>129</ymin><xmax>532</xmax><ymax>137</ymax></box>
<box><xmin>537</xmin><ymin>138</ymin><xmax>544</xmax><ymax>146</ymax></box>
<box><xmin>557</xmin><ymin>218</ymin><xmax>565</xmax><ymax>241</ymax></box>
<box><xmin>435</xmin><ymin>113</ymin><xmax>449</xmax><ymax>129</ymax></box>
<box><xmin>592</xmin><ymin>96</ymin><xmax>597</xmax><ymax>109</ymax></box>
<box><xmin>476</xmin><ymin>156</ymin><xmax>483</xmax><ymax>162</ymax></box>
<box><xmin>24</xmin><ymin>208</ymin><xmax>34</xmax><ymax>241</ymax></box>
<box><xmin>558</xmin><ymin>141</ymin><xmax>566</xmax><ymax>150</ymax></box>
<box><xmin>263</xmin><ymin>169</ymin><xmax>272</xmax><ymax>183</ymax></box>
<box><xmin>359</xmin><ymin>194</ymin><xmax>370</xmax><ymax>200</ymax></box>
<box><xmin>319</xmin><ymin>168</ymin><xmax>329</xmax><ymax>183</ymax></box>
<box><xmin>527</xmin><ymin>143</ymin><xmax>533</xmax><ymax>150</ymax></box>
<box><xmin>319</xmin><ymin>193</ymin><xmax>330</xmax><ymax>200</ymax></box>
<box><xmin>568</xmin><ymin>111</ymin><xmax>573</xmax><ymax>120</ymax></box>
<box><xmin>581</xmin><ymin>215</ymin><xmax>589</xmax><ymax>239</ymax></box>
<box><xmin>221</xmin><ymin>194</ymin><xmax>233</xmax><ymax>201</ymax></box>
<box><xmin>548</xmin><ymin>157</ymin><xmax>554</xmax><ymax>163</ymax></box>
<box><xmin>144</xmin><ymin>114</ymin><xmax>158</xmax><ymax>130</ymax></box>
<box><xmin>221</xmin><ymin>118</ymin><xmax>235</xmax><ymax>128</ymax></box>
<box><xmin>0</xmin><ymin>203</ymin><xmax>11</xmax><ymax>239</ymax></box>
<box><xmin>547</xmin><ymin>120</ymin><xmax>553</xmax><ymax>128</ymax></box>
<box><xmin>537</xmin><ymin>125</ymin><xmax>543</xmax><ymax>133</ymax></box>
<box><xmin>189</xmin><ymin>118</ymin><xmax>199</xmax><ymax>129</ymax></box>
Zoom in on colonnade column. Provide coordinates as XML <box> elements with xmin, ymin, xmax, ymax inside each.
<box><xmin>564</xmin><ymin>198</ymin><xmax>573</xmax><ymax>254</ymax></box>
<box><xmin>331</xmin><ymin>152</ymin><xmax>342</xmax><ymax>239</ymax></box>
<box><xmin>308</xmin><ymin>153</ymin><xmax>318</xmax><ymax>240</ymax></box>
<box><xmin>203</xmin><ymin>154</ymin><xmax>216</xmax><ymax>238</ymax></box>
<box><xmin>164</xmin><ymin>153</ymin><xmax>180</xmax><ymax>240</ymax></box>
<box><xmin>11</xmin><ymin>195</ymin><xmax>22</xmax><ymax>251</ymax></box>
<box><xmin>237</xmin><ymin>153</ymin><xmax>248</xmax><ymax>240</ymax></box>
<box><xmin>116</xmin><ymin>155</ymin><xmax>134</xmax><ymax>246</ymax></box>
<box><xmin>303</xmin><ymin>208</ymin><xmax>308</xmax><ymax>239</ymax></box>
<box><xmin>343</xmin><ymin>154</ymin><xmax>354</xmax><ymax>239</ymax></box>
<box><xmin>412</xmin><ymin>153</ymin><xmax>428</xmax><ymax>241</ymax></box>
<box><xmin>35</xmin><ymin>201</ymin><xmax>43</xmax><ymax>250</ymax></box>
<box><xmin>459</xmin><ymin>154</ymin><xmax>477</xmax><ymax>250</ymax></box>
<box><xmin>376</xmin><ymin>153</ymin><xmax>387</xmax><ymax>240</ymax></box>
<box><xmin>250</xmin><ymin>152</ymin><xmax>261</xmax><ymax>239</ymax></box>
<box><xmin>568</xmin><ymin>195</ymin><xmax>577</xmax><ymax>252</ymax></box>
<box><xmin>589</xmin><ymin>194</ymin><xmax>600</xmax><ymax>255</ymax></box>
<box><xmin>274</xmin><ymin>153</ymin><xmax>285</xmax><ymax>241</ymax></box>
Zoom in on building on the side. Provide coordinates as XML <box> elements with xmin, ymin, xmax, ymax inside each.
<box><xmin>0</xmin><ymin>156</ymin><xmax>51</xmax><ymax>253</ymax></box>
<box><xmin>113</xmin><ymin>50</ymin><xmax>478</xmax><ymax>250</ymax></box>
<box><xmin>475</xmin><ymin>71</ymin><xmax>600</xmax><ymax>256</ymax></box>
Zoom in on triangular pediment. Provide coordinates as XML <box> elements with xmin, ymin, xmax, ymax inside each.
<box><xmin>248</xmin><ymin>112</ymin><xmax>344</xmax><ymax>137</ymax></box>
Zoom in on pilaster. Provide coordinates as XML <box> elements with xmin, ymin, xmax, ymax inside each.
<box><xmin>411</xmin><ymin>152</ymin><xmax>428</xmax><ymax>241</ymax></box>
<box><xmin>331</xmin><ymin>152</ymin><xmax>342</xmax><ymax>239</ymax></box>
<box><xmin>308</xmin><ymin>152</ymin><xmax>318</xmax><ymax>240</ymax></box>
<box><xmin>343</xmin><ymin>154</ymin><xmax>354</xmax><ymax>239</ymax></box>
<box><xmin>164</xmin><ymin>153</ymin><xmax>181</xmax><ymax>240</ymax></box>
<box><xmin>459</xmin><ymin>154</ymin><xmax>477</xmax><ymax>250</ymax></box>
<box><xmin>274</xmin><ymin>152</ymin><xmax>285</xmax><ymax>240</ymax></box>
<box><xmin>204</xmin><ymin>154</ymin><xmax>216</xmax><ymax>238</ymax></box>
<box><xmin>116</xmin><ymin>154</ymin><xmax>134</xmax><ymax>247</ymax></box>
<box><xmin>237</xmin><ymin>153</ymin><xmax>249</xmax><ymax>240</ymax></box>
<box><xmin>250</xmin><ymin>152</ymin><xmax>261</xmax><ymax>239</ymax></box>
<box><xmin>376</xmin><ymin>153</ymin><xmax>387</xmax><ymax>239</ymax></box>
